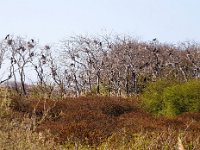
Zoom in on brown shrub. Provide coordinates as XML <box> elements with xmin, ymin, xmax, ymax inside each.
<box><xmin>9</xmin><ymin>96</ymin><xmax>200</xmax><ymax>146</ymax></box>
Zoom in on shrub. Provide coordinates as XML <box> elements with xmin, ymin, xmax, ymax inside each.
<box><xmin>162</xmin><ymin>80</ymin><xmax>200</xmax><ymax>116</ymax></box>
<box><xmin>101</xmin><ymin>103</ymin><xmax>133</xmax><ymax>117</ymax></box>
<box><xmin>142</xmin><ymin>79</ymin><xmax>200</xmax><ymax>117</ymax></box>
<box><xmin>141</xmin><ymin>79</ymin><xmax>176</xmax><ymax>116</ymax></box>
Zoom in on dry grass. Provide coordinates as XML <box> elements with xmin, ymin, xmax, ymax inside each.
<box><xmin>1</xmin><ymin>91</ymin><xmax>200</xmax><ymax>149</ymax></box>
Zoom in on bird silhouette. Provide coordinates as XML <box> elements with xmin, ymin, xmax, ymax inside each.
<box><xmin>11</xmin><ymin>57</ymin><xmax>14</xmax><ymax>63</ymax></box>
<box><xmin>153</xmin><ymin>38</ymin><xmax>157</xmax><ymax>41</ymax></box>
<box><xmin>45</xmin><ymin>45</ymin><xmax>50</xmax><ymax>50</ymax></box>
<box><xmin>93</xmin><ymin>40</ymin><xmax>98</xmax><ymax>44</ymax></box>
<box><xmin>5</xmin><ymin>34</ymin><xmax>10</xmax><ymax>40</ymax></box>
<box><xmin>30</xmin><ymin>52</ymin><xmax>34</xmax><ymax>57</ymax></box>
<box><xmin>41</xmin><ymin>55</ymin><xmax>46</xmax><ymax>59</ymax></box>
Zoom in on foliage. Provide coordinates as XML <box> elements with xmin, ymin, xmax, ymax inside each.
<box><xmin>1</xmin><ymin>91</ymin><xmax>200</xmax><ymax>149</ymax></box>
<box><xmin>141</xmin><ymin>79</ymin><xmax>176</xmax><ymax>116</ymax></box>
<box><xmin>97</xmin><ymin>129</ymin><xmax>200</xmax><ymax>150</ymax></box>
<box><xmin>142</xmin><ymin>79</ymin><xmax>200</xmax><ymax>117</ymax></box>
<box><xmin>1</xmin><ymin>34</ymin><xmax>200</xmax><ymax>149</ymax></box>
<box><xmin>0</xmin><ymin>118</ymin><xmax>62</xmax><ymax>150</ymax></box>
<box><xmin>162</xmin><ymin>79</ymin><xmax>200</xmax><ymax>116</ymax></box>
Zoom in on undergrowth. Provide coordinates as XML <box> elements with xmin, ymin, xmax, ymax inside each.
<box><xmin>0</xmin><ymin>88</ymin><xmax>200</xmax><ymax>149</ymax></box>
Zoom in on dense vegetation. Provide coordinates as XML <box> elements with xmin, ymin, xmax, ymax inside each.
<box><xmin>1</xmin><ymin>92</ymin><xmax>200</xmax><ymax>149</ymax></box>
<box><xmin>142</xmin><ymin>79</ymin><xmax>200</xmax><ymax>117</ymax></box>
<box><xmin>0</xmin><ymin>34</ymin><xmax>200</xmax><ymax>149</ymax></box>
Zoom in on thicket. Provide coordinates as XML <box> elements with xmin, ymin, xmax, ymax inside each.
<box><xmin>142</xmin><ymin>79</ymin><xmax>200</xmax><ymax>117</ymax></box>
<box><xmin>1</xmin><ymin>92</ymin><xmax>200</xmax><ymax>149</ymax></box>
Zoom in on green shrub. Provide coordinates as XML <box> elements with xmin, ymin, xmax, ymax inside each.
<box><xmin>162</xmin><ymin>80</ymin><xmax>200</xmax><ymax>116</ymax></box>
<box><xmin>141</xmin><ymin>79</ymin><xmax>176</xmax><ymax>116</ymax></box>
<box><xmin>142</xmin><ymin>79</ymin><xmax>200</xmax><ymax>117</ymax></box>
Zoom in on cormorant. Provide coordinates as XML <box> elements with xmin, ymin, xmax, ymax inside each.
<box><xmin>5</xmin><ymin>34</ymin><xmax>10</xmax><ymax>40</ymax></box>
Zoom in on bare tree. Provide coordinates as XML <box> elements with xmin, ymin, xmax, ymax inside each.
<box><xmin>4</xmin><ymin>36</ymin><xmax>37</xmax><ymax>95</ymax></box>
<box><xmin>60</xmin><ymin>35</ymin><xmax>109</xmax><ymax>95</ymax></box>
<box><xmin>1</xmin><ymin>34</ymin><xmax>199</xmax><ymax>97</ymax></box>
<box><xmin>0</xmin><ymin>38</ymin><xmax>13</xmax><ymax>84</ymax></box>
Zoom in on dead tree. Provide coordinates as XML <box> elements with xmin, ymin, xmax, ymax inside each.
<box><xmin>0</xmin><ymin>39</ymin><xmax>12</xmax><ymax>84</ymax></box>
<box><xmin>5</xmin><ymin>37</ymin><xmax>37</xmax><ymax>95</ymax></box>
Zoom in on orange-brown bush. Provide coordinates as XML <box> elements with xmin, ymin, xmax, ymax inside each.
<box><xmin>9</xmin><ymin>96</ymin><xmax>200</xmax><ymax>146</ymax></box>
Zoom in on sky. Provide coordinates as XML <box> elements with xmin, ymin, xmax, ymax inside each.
<box><xmin>0</xmin><ymin>0</ymin><xmax>200</xmax><ymax>44</ymax></box>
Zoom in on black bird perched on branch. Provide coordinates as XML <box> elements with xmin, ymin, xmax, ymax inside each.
<box><xmin>44</xmin><ymin>45</ymin><xmax>50</xmax><ymax>50</ymax></box>
<box><xmin>41</xmin><ymin>54</ymin><xmax>46</xmax><ymax>59</ymax></box>
<box><xmin>93</xmin><ymin>40</ymin><xmax>98</xmax><ymax>44</ymax></box>
<box><xmin>152</xmin><ymin>38</ymin><xmax>157</xmax><ymax>41</ymax></box>
<box><xmin>31</xmin><ymin>39</ymin><xmax>34</xmax><ymax>43</ymax></box>
<box><xmin>17</xmin><ymin>46</ymin><xmax>26</xmax><ymax>51</ymax></box>
<box><xmin>30</xmin><ymin>52</ymin><xmax>34</xmax><ymax>57</ymax></box>
<box><xmin>11</xmin><ymin>57</ymin><xmax>14</xmax><ymax>63</ymax></box>
<box><xmin>5</xmin><ymin>34</ymin><xmax>10</xmax><ymax>40</ymax></box>
<box><xmin>99</xmin><ymin>42</ymin><xmax>102</xmax><ymax>47</ymax></box>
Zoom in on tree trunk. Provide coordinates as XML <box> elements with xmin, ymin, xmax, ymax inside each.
<box><xmin>96</xmin><ymin>69</ymin><xmax>100</xmax><ymax>94</ymax></box>
<box><xmin>20</xmin><ymin>69</ymin><xmax>27</xmax><ymax>95</ymax></box>
<box><xmin>131</xmin><ymin>71</ymin><xmax>137</xmax><ymax>93</ymax></box>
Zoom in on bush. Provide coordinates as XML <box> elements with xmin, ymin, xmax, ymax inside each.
<box><xmin>142</xmin><ymin>79</ymin><xmax>200</xmax><ymax>117</ymax></box>
<box><xmin>101</xmin><ymin>103</ymin><xmax>133</xmax><ymax>117</ymax></box>
<box><xmin>141</xmin><ymin>79</ymin><xmax>176</xmax><ymax>116</ymax></box>
<box><xmin>162</xmin><ymin>80</ymin><xmax>200</xmax><ymax>116</ymax></box>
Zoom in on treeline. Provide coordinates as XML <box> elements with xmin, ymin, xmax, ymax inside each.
<box><xmin>0</xmin><ymin>34</ymin><xmax>200</xmax><ymax>97</ymax></box>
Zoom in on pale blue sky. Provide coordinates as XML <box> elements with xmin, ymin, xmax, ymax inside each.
<box><xmin>0</xmin><ymin>0</ymin><xmax>200</xmax><ymax>44</ymax></box>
